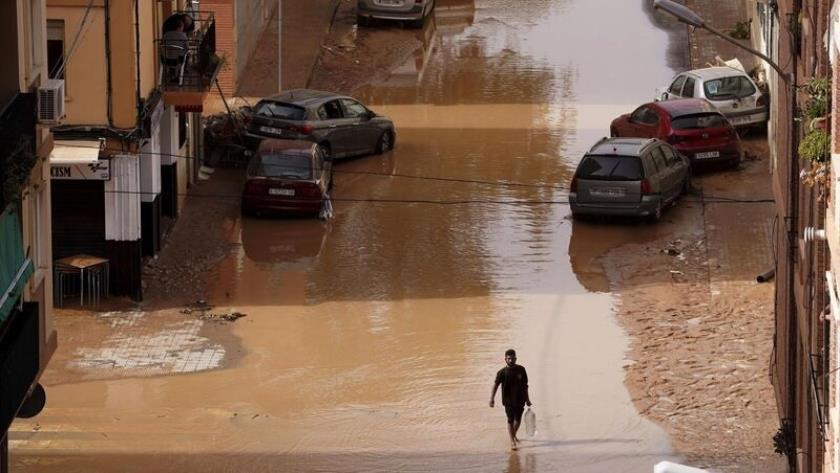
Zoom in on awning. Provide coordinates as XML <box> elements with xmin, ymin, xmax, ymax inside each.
<box><xmin>0</xmin><ymin>205</ymin><xmax>33</xmax><ymax>323</ymax></box>
<box><xmin>49</xmin><ymin>140</ymin><xmax>102</xmax><ymax>164</ymax></box>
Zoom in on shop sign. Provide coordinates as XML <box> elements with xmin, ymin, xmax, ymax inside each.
<box><xmin>50</xmin><ymin>160</ymin><xmax>111</xmax><ymax>180</ymax></box>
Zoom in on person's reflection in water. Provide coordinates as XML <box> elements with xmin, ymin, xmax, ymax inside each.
<box><xmin>504</xmin><ymin>452</ymin><xmax>536</xmax><ymax>473</ymax></box>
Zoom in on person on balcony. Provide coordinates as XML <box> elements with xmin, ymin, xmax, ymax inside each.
<box><xmin>161</xmin><ymin>16</ymin><xmax>189</xmax><ymax>84</ymax></box>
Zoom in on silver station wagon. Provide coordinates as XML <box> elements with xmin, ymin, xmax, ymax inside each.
<box><xmin>569</xmin><ymin>138</ymin><xmax>690</xmax><ymax>222</ymax></box>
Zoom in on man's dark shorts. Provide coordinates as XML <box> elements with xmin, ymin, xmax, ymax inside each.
<box><xmin>504</xmin><ymin>405</ymin><xmax>525</xmax><ymax>425</ymax></box>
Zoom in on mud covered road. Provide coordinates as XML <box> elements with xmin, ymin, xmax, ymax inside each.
<box><xmin>11</xmin><ymin>1</ymin><xmax>781</xmax><ymax>471</ymax></box>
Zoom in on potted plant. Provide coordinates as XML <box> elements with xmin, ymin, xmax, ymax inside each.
<box><xmin>798</xmin><ymin>129</ymin><xmax>831</xmax><ymax>200</ymax></box>
<box><xmin>802</xmin><ymin>77</ymin><xmax>830</xmax><ymax>131</ymax></box>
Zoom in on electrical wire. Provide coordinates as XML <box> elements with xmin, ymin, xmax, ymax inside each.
<box><xmin>51</xmin><ymin>0</ymin><xmax>96</xmax><ymax>79</ymax></box>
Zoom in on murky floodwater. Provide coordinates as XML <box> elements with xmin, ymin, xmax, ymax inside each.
<box><xmin>13</xmin><ymin>1</ymin><xmax>691</xmax><ymax>471</ymax></box>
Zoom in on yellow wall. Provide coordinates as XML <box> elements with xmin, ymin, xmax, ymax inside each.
<box><xmin>108</xmin><ymin>0</ymin><xmax>135</xmax><ymax>128</ymax></box>
<box><xmin>48</xmin><ymin>5</ymin><xmax>108</xmax><ymax>124</ymax></box>
<box><xmin>138</xmin><ymin>0</ymin><xmax>156</xmax><ymax>104</ymax></box>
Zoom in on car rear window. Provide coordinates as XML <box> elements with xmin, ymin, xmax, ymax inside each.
<box><xmin>703</xmin><ymin>76</ymin><xmax>756</xmax><ymax>100</ymax></box>
<box><xmin>251</xmin><ymin>153</ymin><xmax>313</xmax><ymax>180</ymax></box>
<box><xmin>671</xmin><ymin>113</ymin><xmax>729</xmax><ymax>130</ymax></box>
<box><xmin>576</xmin><ymin>156</ymin><xmax>643</xmax><ymax>181</ymax></box>
<box><xmin>254</xmin><ymin>101</ymin><xmax>306</xmax><ymax>120</ymax></box>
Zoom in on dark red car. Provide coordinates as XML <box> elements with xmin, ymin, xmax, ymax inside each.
<box><xmin>610</xmin><ymin>98</ymin><xmax>742</xmax><ymax>168</ymax></box>
<box><xmin>241</xmin><ymin>139</ymin><xmax>333</xmax><ymax>217</ymax></box>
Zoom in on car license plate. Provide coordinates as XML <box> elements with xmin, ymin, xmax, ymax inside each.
<box><xmin>695</xmin><ymin>151</ymin><xmax>720</xmax><ymax>159</ymax></box>
<box><xmin>260</xmin><ymin>126</ymin><xmax>284</xmax><ymax>136</ymax></box>
<box><xmin>379</xmin><ymin>0</ymin><xmax>403</xmax><ymax>5</ymax></box>
<box><xmin>729</xmin><ymin>115</ymin><xmax>752</xmax><ymax>125</ymax></box>
<box><xmin>269</xmin><ymin>188</ymin><xmax>295</xmax><ymax>196</ymax></box>
<box><xmin>591</xmin><ymin>187</ymin><xmax>626</xmax><ymax>197</ymax></box>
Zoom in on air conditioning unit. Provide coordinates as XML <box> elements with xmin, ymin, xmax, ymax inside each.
<box><xmin>38</xmin><ymin>79</ymin><xmax>65</xmax><ymax>125</ymax></box>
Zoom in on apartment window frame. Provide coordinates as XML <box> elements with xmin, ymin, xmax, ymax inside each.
<box><xmin>47</xmin><ymin>19</ymin><xmax>65</xmax><ymax>80</ymax></box>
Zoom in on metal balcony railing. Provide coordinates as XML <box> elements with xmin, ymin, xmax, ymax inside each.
<box><xmin>157</xmin><ymin>11</ymin><xmax>218</xmax><ymax>92</ymax></box>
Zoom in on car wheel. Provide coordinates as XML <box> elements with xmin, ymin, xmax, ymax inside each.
<box><xmin>377</xmin><ymin>131</ymin><xmax>394</xmax><ymax>154</ymax></box>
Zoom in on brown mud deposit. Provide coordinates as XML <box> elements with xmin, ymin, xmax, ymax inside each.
<box><xmin>594</xmin><ymin>138</ymin><xmax>785</xmax><ymax>472</ymax></box>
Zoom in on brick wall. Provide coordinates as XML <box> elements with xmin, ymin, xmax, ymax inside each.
<box><xmin>202</xmin><ymin>0</ymin><xmax>235</xmax><ymax>96</ymax></box>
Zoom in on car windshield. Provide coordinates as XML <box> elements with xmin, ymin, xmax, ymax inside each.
<box><xmin>254</xmin><ymin>101</ymin><xmax>306</xmax><ymax>120</ymax></box>
<box><xmin>576</xmin><ymin>156</ymin><xmax>643</xmax><ymax>181</ymax></box>
<box><xmin>671</xmin><ymin>113</ymin><xmax>729</xmax><ymax>130</ymax></box>
<box><xmin>703</xmin><ymin>76</ymin><xmax>756</xmax><ymax>100</ymax></box>
<box><xmin>252</xmin><ymin>154</ymin><xmax>312</xmax><ymax>180</ymax></box>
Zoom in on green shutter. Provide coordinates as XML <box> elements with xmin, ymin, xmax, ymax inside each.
<box><xmin>0</xmin><ymin>205</ymin><xmax>34</xmax><ymax>323</ymax></box>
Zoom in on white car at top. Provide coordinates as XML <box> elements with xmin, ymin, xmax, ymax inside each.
<box><xmin>656</xmin><ymin>67</ymin><xmax>768</xmax><ymax>128</ymax></box>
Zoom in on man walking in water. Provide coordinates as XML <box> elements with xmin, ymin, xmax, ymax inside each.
<box><xmin>489</xmin><ymin>349</ymin><xmax>531</xmax><ymax>450</ymax></box>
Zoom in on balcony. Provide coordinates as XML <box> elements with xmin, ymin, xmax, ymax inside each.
<box><xmin>157</xmin><ymin>11</ymin><xmax>219</xmax><ymax>112</ymax></box>
<box><xmin>0</xmin><ymin>93</ymin><xmax>37</xmax><ymax>211</ymax></box>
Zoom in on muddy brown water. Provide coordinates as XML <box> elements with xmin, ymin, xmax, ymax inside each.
<box><xmin>13</xmin><ymin>1</ymin><xmax>693</xmax><ymax>471</ymax></box>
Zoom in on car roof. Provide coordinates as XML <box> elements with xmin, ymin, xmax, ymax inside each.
<box><xmin>256</xmin><ymin>139</ymin><xmax>317</xmax><ymax>155</ymax></box>
<box><xmin>655</xmin><ymin>98</ymin><xmax>718</xmax><ymax>118</ymax></box>
<box><xmin>587</xmin><ymin>137</ymin><xmax>658</xmax><ymax>157</ymax></box>
<box><xmin>685</xmin><ymin>66</ymin><xmax>750</xmax><ymax>80</ymax></box>
<box><xmin>264</xmin><ymin>89</ymin><xmax>345</xmax><ymax>108</ymax></box>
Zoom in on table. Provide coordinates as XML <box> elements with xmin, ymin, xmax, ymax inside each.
<box><xmin>54</xmin><ymin>254</ymin><xmax>110</xmax><ymax>307</ymax></box>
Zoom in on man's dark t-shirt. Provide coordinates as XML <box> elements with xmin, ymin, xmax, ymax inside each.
<box><xmin>495</xmin><ymin>364</ymin><xmax>528</xmax><ymax>407</ymax></box>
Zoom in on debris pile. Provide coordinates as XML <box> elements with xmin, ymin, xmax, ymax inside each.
<box><xmin>181</xmin><ymin>300</ymin><xmax>247</xmax><ymax>324</ymax></box>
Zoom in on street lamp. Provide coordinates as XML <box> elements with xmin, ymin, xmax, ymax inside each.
<box><xmin>652</xmin><ymin>0</ymin><xmax>788</xmax><ymax>83</ymax></box>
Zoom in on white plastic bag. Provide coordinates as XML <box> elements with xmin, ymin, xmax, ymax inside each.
<box><xmin>523</xmin><ymin>407</ymin><xmax>536</xmax><ymax>437</ymax></box>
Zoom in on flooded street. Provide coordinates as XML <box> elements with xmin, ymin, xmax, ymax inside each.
<box><xmin>13</xmin><ymin>1</ymin><xmax>698</xmax><ymax>471</ymax></box>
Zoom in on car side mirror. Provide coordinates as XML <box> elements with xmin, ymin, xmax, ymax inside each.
<box><xmin>364</xmin><ymin>110</ymin><xmax>375</xmax><ymax>121</ymax></box>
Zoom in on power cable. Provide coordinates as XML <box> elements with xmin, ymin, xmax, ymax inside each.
<box><xmin>51</xmin><ymin>0</ymin><xmax>96</xmax><ymax>79</ymax></box>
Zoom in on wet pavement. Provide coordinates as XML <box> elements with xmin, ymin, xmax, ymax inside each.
<box><xmin>12</xmin><ymin>1</ymin><xmax>696</xmax><ymax>471</ymax></box>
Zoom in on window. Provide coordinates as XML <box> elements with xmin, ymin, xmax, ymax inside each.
<box><xmin>669</xmin><ymin>75</ymin><xmax>687</xmax><ymax>96</ymax></box>
<box><xmin>651</xmin><ymin>147</ymin><xmax>668</xmax><ymax>169</ymax></box>
<box><xmin>318</xmin><ymin>101</ymin><xmax>344</xmax><ymax>120</ymax></box>
<box><xmin>254</xmin><ymin>101</ymin><xmax>306</xmax><ymax>120</ymax></box>
<box><xmin>47</xmin><ymin>20</ymin><xmax>64</xmax><ymax>79</ymax></box>
<box><xmin>631</xmin><ymin>107</ymin><xmax>658</xmax><ymax>125</ymax></box>
<box><xmin>340</xmin><ymin>99</ymin><xmax>368</xmax><ymax>118</ymax></box>
<box><xmin>577</xmin><ymin>156</ymin><xmax>643</xmax><ymax>181</ymax></box>
<box><xmin>255</xmin><ymin>153</ymin><xmax>313</xmax><ymax>180</ymax></box>
<box><xmin>703</xmin><ymin>76</ymin><xmax>756</xmax><ymax>100</ymax></box>
<box><xmin>671</xmin><ymin>113</ymin><xmax>729</xmax><ymax>130</ymax></box>
<box><xmin>682</xmin><ymin>78</ymin><xmax>696</xmax><ymax>98</ymax></box>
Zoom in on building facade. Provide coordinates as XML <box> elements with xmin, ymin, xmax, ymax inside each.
<box><xmin>45</xmin><ymin>0</ymin><xmax>219</xmax><ymax>300</ymax></box>
<box><xmin>0</xmin><ymin>0</ymin><xmax>57</xmax><ymax>470</ymax></box>
<box><xmin>754</xmin><ymin>0</ymin><xmax>833</xmax><ymax>471</ymax></box>
<box><xmin>202</xmin><ymin>0</ymin><xmax>274</xmax><ymax>96</ymax></box>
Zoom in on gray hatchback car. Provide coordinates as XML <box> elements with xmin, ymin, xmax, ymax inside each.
<box><xmin>245</xmin><ymin>89</ymin><xmax>396</xmax><ymax>160</ymax></box>
<box><xmin>569</xmin><ymin>137</ymin><xmax>690</xmax><ymax>222</ymax></box>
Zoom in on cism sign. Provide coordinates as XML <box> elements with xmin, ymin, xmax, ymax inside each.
<box><xmin>50</xmin><ymin>160</ymin><xmax>111</xmax><ymax>180</ymax></box>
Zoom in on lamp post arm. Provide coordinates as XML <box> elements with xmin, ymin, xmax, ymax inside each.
<box><xmin>703</xmin><ymin>25</ymin><xmax>790</xmax><ymax>85</ymax></box>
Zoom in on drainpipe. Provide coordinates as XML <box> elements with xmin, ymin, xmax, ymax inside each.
<box><xmin>134</xmin><ymin>0</ymin><xmax>142</xmax><ymax>131</ymax></box>
<box><xmin>104</xmin><ymin>0</ymin><xmax>113</xmax><ymax>126</ymax></box>
<box><xmin>785</xmin><ymin>3</ymin><xmax>800</xmax><ymax>471</ymax></box>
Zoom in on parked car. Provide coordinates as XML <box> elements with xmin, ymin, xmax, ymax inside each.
<box><xmin>357</xmin><ymin>0</ymin><xmax>436</xmax><ymax>27</ymax></box>
<box><xmin>569</xmin><ymin>138</ymin><xmax>690</xmax><ymax>222</ymax></box>
<box><xmin>656</xmin><ymin>67</ymin><xmax>768</xmax><ymax>128</ymax></box>
<box><xmin>241</xmin><ymin>139</ymin><xmax>333</xmax><ymax>217</ymax></box>
<box><xmin>244</xmin><ymin>89</ymin><xmax>396</xmax><ymax>160</ymax></box>
<box><xmin>610</xmin><ymin>98</ymin><xmax>742</xmax><ymax>169</ymax></box>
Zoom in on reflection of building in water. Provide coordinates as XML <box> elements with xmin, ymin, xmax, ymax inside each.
<box><xmin>371</xmin><ymin>16</ymin><xmax>438</xmax><ymax>89</ymax></box>
<box><xmin>434</xmin><ymin>0</ymin><xmax>475</xmax><ymax>36</ymax></box>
